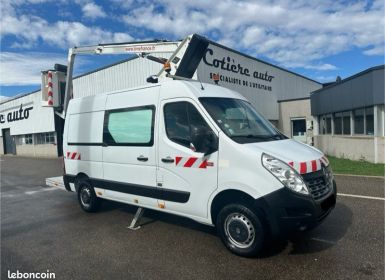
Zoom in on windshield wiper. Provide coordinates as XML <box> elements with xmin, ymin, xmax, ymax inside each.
<box><xmin>263</xmin><ymin>133</ymin><xmax>285</xmax><ymax>139</ymax></box>
<box><xmin>231</xmin><ymin>134</ymin><xmax>285</xmax><ymax>140</ymax></box>
<box><xmin>232</xmin><ymin>134</ymin><xmax>279</xmax><ymax>138</ymax></box>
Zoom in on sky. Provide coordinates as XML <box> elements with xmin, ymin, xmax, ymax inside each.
<box><xmin>0</xmin><ymin>0</ymin><xmax>384</xmax><ymax>100</ymax></box>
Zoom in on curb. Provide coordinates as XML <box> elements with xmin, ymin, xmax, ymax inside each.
<box><xmin>334</xmin><ymin>173</ymin><xmax>385</xmax><ymax>179</ymax></box>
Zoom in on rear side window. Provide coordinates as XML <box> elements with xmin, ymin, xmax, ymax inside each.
<box><xmin>164</xmin><ymin>102</ymin><xmax>212</xmax><ymax>148</ymax></box>
<box><xmin>103</xmin><ymin>105</ymin><xmax>155</xmax><ymax>146</ymax></box>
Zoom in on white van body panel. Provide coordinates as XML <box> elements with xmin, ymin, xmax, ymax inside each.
<box><xmin>247</xmin><ymin>139</ymin><xmax>324</xmax><ymax>164</ymax></box>
<box><xmin>216</xmin><ymin>134</ymin><xmax>283</xmax><ymax>196</ymax></box>
<box><xmin>157</xmin><ymin>97</ymin><xmax>219</xmax><ymax>219</ymax></box>
<box><xmin>102</xmin><ymin>86</ymin><xmax>159</xmax><ymax>207</ymax></box>
<box><xmin>157</xmin><ymin>81</ymin><xmax>246</xmax><ymax>103</ymax></box>
<box><xmin>105</xmin><ymin>85</ymin><xmax>161</xmax><ymax>110</ymax></box>
<box><xmin>67</xmin><ymin>112</ymin><xmax>105</xmax><ymax>144</ymax></box>
<box><xmin>64</xmin><ymin>95</ymin><xmax>107</xmax><ymax>179</ymax></box>
<box><xmin>155</xmin><ymin>82</ymin><xmax>252</xmax><ymax>221</ymax></box>
<box><xmin>63</xmin><ymin>80</ymin><xmax>333</xmax><ymax>226</ymax></box>
<box><xmin>66</xmin><ymin>94</ymin><xmax>107</xmax><ymax>114</ymax></box>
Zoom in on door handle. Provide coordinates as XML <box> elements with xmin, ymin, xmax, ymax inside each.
<box><xmin>137</xmin><ymin>155</ymin><xmax>148</xmax><ymax>162</ymax></box>
<box><xmin>161</xmin><ymin>157</ymin><xmax>175</xmax><ymax>163</ymax></box>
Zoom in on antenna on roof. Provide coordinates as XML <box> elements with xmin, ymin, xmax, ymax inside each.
<box><xmin>197</xmin><ymin>75</ymin><xmax>205</xmax><ymax>90</ymax></box>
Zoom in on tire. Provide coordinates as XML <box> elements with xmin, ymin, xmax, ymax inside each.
<box><xmin>76</xmin><ymin>179</ymin><xmax>101</xmax><ymax>212</ymax></box>
<box><xmin>216</xmin><ymin>203</ymin><xmax>266</xmax><ymax>257</ymax></box>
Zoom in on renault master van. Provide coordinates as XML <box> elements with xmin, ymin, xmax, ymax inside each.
<box><xmin>63</xmin><ymin>80</ymin><xmax>336</xmax><ymax>257</ymax></box>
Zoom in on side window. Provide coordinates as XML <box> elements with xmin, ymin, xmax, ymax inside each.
<box><xmin>188</xmin><ymin>103</ymin><xmax>211</xmax><ymax>136</ymax></box>
<box><xmin>164</xmin><ymin>102</ymin><xmax>190</xmax><ymax>147</ymax></box>
<box><xmin>164</xmin><ymin>101</ymin><xmax>212</xmax><ymax>148</ymax></box>
<box><xmin>104</xmin><ymin>106</ymin><xmax>154</xmax><ymax>146</ymax></box>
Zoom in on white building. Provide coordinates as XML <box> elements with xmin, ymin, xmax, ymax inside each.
<box><xmin>0</xmin><ymin>91</ymin><xmax>59</xmax><ymax>157</ymax></box>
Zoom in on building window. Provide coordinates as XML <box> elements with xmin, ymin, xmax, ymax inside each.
<box><xmin>353</xmin><ymin>108</ymin><xmax>365</xmax><ymax>134</ymax></box>
<box><xmin>319</xmin><ymin>116</ymin><xmax>324</xmax><ymax>134</ymax></box>
<box><xmin>334</xmin><ymin>112</ymin><xmax>343</xmax><ymax>134</ymax></box>
<box><xmin>36</xmin><ymin>132</ymin><xmax>56</xmax><ymax>144</ymax></box>
<box><xmin>320</xmin><ymin>114</ymin><xmax>332</xmax><ymax>134</ymax></box>
<box><xmin>326</xmin><ymin>115</ymin><xmax>332</xmax><ymax>134</ymax></box>
<box><xmin>24</xmin><ymin>134</ymin><xmax>33</xmax><ymax>145</ymax></box>
<box><xmin>320</xmin><ymin>116</ymin><xmax>325</xmax><ymax>134</ymax></box>
<box><xmin>334</xmin><ymin>111</ymin><xmax>351</xmax><ymax>135</ymax></box>
<box><xmin>342</xmin><ymin>111</ymin><xmax>351</xmax><ymax>135</ymax></box>
<box><xmin>365</xmin><ymin>107</ymin><xmax>374</xmax><ymax>135</ymax></box>
<box><xmin>353</xmin><ymin>107</ymin><xmax>374</xmax><ymax>135</ymax></box>
<box><xmin>15</xmin><ymin>136</ymin><xmax>23</xmax><ymax>145</ymax></box>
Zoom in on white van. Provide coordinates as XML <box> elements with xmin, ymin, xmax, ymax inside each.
<box><xmin>63</xmin><ymin>80</ymin><xmax>336</xmax><ymax>257</ymax></box>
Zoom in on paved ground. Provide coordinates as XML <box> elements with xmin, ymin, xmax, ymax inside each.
<box><xmin>1</xmin><ymin>156</ymin><xmax>384</xmax><ymax>280</ymax></box>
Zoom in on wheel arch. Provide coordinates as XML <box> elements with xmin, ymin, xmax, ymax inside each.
<box><xmin>210</xmin><ymin>189</ymin><xmax>258</xmax><ymax>225</ymax></box>
<box><xmin>74</xmin><ymin>172</ymin><xmax>90</xmax><ymax>192</ymax></box>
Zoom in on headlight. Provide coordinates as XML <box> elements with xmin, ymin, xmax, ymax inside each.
<box><xmin>262</xmin><ymin>153</ymin><xmax>309</xmax><ymax>195</ymax></box>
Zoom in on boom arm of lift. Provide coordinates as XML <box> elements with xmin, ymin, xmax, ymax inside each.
<box><xmin>61</xmin><ymin>34</ymin><xmax>209</xmax><ymax>118</ymax></box>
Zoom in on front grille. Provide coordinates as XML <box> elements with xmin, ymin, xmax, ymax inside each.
<box><xmin>302</xmin><ymin>169</ymin><xmax>332</xmax><ymax>201</ymax></box>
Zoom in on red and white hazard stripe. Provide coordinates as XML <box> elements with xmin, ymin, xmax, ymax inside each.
<box><xmin>288</xmin><ymin>156</ymin><xmax>329</xmax><ymax>174</ymax></box>
<box><xmin>320</xmin><ymin>156</ymin><xmax>329</xmax><ymax>166</ymax></box>
<box><xmin>47</xmin><ymin>71</ymin><xmax>54</xmax><ymax>106</ymax></box>
<box><xmin>66</xmin><ymin>152</ymin><xmax>81</xmax><ymax>160</ymax></box>
<box><xmin>175</xmin><ymin>156</ymin><xmax>214</xmax><ymax>169</ymax></box>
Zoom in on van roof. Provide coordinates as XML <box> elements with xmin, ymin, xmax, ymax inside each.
<box><xmin>67</xmin><ymin>80</ymin><xmax>248</xmax><ymax>115</ymax></box>
<box><xmin>159</xmin><ymin>80</ymin><xmax>246</xmax><ymax>101</ymax></box>
<box><xmin>86</xmin><ymin>79</ymin><xmax>247</xmax><ymax>101</ymax></box>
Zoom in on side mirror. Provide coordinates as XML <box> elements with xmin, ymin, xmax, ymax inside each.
<box><xmin>191</xmin><ymin>127</ymin><xmax>218</xmax><ymax>155</ymax></box>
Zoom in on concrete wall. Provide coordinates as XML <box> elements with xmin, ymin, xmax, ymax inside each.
<box><xmin>375</xmin><ymin>137</ymin><xmax>385</xmax><ymax>164</ymax></box>
<box><xmin>0</xmin><ymin>135</ymin><xmax>57</xmax><ymax>158</ymax></box>
<box><xmin>278</xmin><ymin>99</ymin><xmax>313</xmax><ymax>142</ymax></box>
<box><xmin>314</xmin><ymin>135</ymin><xmax>385</xmax><ymax>163</ymax></box>
<box><xmin>14</xmin><ymin>144</ymin><xmax>58</xmax><ymax>158</ymax></box>
<box><xmin>0</xmin><ymin>136</ymin><xmax>3</xmax><ymax>154</ymax></box>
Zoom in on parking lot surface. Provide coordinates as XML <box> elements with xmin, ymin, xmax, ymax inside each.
<box><xmin>1</xmin><ymin>156</ymin><xmax>384</xmax><ymax>280</ymax></box>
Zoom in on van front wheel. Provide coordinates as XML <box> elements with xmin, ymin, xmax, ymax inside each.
<box><xmin>77</xmin><ymin>180</ymin><xmax>101</xmax><ymax>212</ymax></box>
<box><xmin>216</xmin><ymin>204</ymin><xmax>265</xmax><ymax>257</ymax></box>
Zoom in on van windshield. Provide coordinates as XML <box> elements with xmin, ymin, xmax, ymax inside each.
<box><xmin>199</xmin><ymin>97</ymin><xmax>286</xmax><ymax>143</ymax></box>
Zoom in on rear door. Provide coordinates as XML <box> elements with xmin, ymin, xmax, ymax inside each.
<box><xmin>102</xmin><ymin>87</ymin><xmax>159</xmax><ymax>207</ymax></box>
<box><xmin>157</xmin><ymin>99</ymin><xmax>218</xmax><ymax>219</ymax></box>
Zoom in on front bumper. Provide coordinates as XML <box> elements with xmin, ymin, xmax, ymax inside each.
<box><xmin>254</xmin><ymin>180</ymin><xmax>337</xmax><ymax>237</ymax></box>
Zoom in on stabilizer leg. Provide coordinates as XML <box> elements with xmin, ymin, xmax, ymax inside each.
<box><xmin>127</xmin><ymin>207</ymin><xmax>145</xmax><ymax>230</ymax></box>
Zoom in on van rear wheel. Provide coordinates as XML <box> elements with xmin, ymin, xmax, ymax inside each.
<box><xmin>216</xmin><ymin>204</ymin><xmax>265</xmax><ymax>257</ymax></box>
<box><xmin>77</xmin><ymin>179</ymin><xmax>101</xmax><ymax>212</ymax></box>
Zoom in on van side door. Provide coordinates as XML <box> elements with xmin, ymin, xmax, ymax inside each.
<box><xmin>157</xmin><ymin>98</ymin><xmax>219</xmax><ymax>219</ymax></box>
<box><xmin>101</xmin><ymin>87</ymin><xmax>159</xmax><ymax>207</ymax></box>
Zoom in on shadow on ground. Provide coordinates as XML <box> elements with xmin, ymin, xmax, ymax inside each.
<box><xmin>97</xmin><ymin>199</ymin><xmax>352</xmax><ymax>258</ymax></box>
